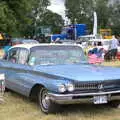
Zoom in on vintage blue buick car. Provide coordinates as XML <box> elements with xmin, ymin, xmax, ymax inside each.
<box><xmin>1</xmin><ymin>44</ymin><xmax>120</xmax><ymax>113</ymax></box>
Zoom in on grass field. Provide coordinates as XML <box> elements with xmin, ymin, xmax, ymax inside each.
<box><xmin>102</xmin><ymin>60</ymin><xmax>120</xmax><ymax>67</ymax></box>
<box><xmin>1</xmin><ymin>61</ymin><xmax>120</xmax><ymax>120</ymax></box>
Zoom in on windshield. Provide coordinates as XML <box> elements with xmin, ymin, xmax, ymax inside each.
<box><xmin>28</xmin><ymin>46</ymin><xmax>87</xmax><ymax>65</ymax></box>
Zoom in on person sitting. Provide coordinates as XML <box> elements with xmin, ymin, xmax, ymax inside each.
<box><xmin>88</xmin><ymin>48</ymin><xmax>104</xmax><ymax>64</ymax></box>
<box><xmin>96</xmin><ymin>48</ymin><xmax>104</xmax><ymax>58</ymax></box>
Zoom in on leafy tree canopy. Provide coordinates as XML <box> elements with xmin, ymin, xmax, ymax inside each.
<box><xmin>65</xmin><ymin>0</ymin><xmax>120</xmax><ymax>35</ymax></box>
<box><xmin>0</xmin><ymin>0</ymin><xmax>64</xmax><ymax>37</ymax></box>
<box><xmin>39</xmin><ymin>10</ymin><xmax>64</xmax><ymax>34</ymax></box>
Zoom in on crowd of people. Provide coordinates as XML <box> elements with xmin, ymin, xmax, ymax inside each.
<box><xmin>0</xmin><ymin>31</ymin><xmax>120</xmax><ymax>65</ymax></box>
<box><xmin>88</xmin><ymin>35</ymin><xmax>120</xmax><ymax>64</ymax></box>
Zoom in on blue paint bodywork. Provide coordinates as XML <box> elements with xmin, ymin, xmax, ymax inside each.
<box><xmin>0</xmin><ymin>44</ymin><xmax>120</xmax><ymax>99</ymax></box>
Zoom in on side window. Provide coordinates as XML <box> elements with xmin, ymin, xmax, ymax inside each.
<box><xmin>8</xmin><ymin>48</ymin><xmax>19</xmax><ymax>63</ymax></box>
<box><xmin>18</xmin><ymin>48</ymin><xmax>29</xmax><ymax>65</ymax></box>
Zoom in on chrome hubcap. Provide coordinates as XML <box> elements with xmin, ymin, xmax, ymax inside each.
<box><xmin>41</xmin><ymin>90</ymin><xmax>50</xmax><ymax>110</ymax></box>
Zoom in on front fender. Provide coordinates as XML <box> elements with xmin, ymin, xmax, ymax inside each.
<box><xmin>26</xmin><ymin>73</ymin><xmax>70</xmax><ymax>96</ymax></box>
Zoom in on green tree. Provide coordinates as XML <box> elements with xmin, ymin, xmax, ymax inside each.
<box><xmin>65</xmin><ymin>0</ymin><xmax>94</xmax><ymax>31</ymax></box>
<box><xmin>109</xmin><ymin>1</ymin><xmax>120</xmax><ymax>35</ymax></box>
<box><xmin>65</xmin><ymin>0</ymin><xmax>114</xmax><ymax>34</ymax></box>
<box><xmin>0</xmin><ymin>0</ymin><xmax>50</xmax><ymax>37</ymax></box>
<box><xmin>30</xmin><ymin>0</ymin><xmax>50</xmax><ymax>36</ymax></box>
<box><xmin>94</xmin><ymin>0</ymin><xmax>110</xmax><ymax>29</ymax></box>
<box><xmin>39</xmin><ymin>10</ymin><xmax>64</xmax><ymax>34</ymax></box>
<box><xmin>0</xmin><ymin>1</ymin><xmax>16</xmax><ymax>34</ymax></box>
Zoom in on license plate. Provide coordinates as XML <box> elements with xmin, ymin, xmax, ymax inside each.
<box><xmin>93</xmin><ymin>95</ymin><xmax>108</xmax><ymax>104</ymax></box>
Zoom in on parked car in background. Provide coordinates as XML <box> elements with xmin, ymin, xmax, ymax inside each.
<box><xmin>0</xmin><ymin>44</ymin><xmax>120</xmax><ymax>113</ymax></box>
<box><xmin>88</xmin><ymin>39</ymin><xmax>112</xmax><ymax>51</ymax></box>
<box><xmin>11</xmin><ymin>38</ymin><xmax>39</xmax><ymax>46</ymax></box>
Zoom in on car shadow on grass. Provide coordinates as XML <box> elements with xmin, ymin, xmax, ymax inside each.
<box><xmin>60</xmin><ymin>103</ymin><xmax>114</xmax><ymax>115</ymax></box>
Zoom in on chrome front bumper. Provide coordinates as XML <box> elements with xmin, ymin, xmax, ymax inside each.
<box><xmin>48</xmin><ymin>90</ymin><xmax>120</xmax><ymax>104</ymax></box>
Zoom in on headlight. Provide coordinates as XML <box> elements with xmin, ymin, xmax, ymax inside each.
<box><xmin>58</xmin><ymin>84</ymin><xmax>66</xmax><ymax>93</ymax></box>
<box><xmin>67</xmin><ymin>83</ymin><xmax>74</xmax><ymax>92</ymax></box>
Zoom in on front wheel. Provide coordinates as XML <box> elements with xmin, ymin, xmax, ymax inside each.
<box><xmin>38</xmin><ymin>87</ymin><xmax>60</xmax><ymax>114</ymax></box>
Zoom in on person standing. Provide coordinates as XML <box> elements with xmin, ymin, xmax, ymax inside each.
<box><xmin>110</xmin><ymin>35</ymin><xmax>119</xmax><ymax>60</ymax></box>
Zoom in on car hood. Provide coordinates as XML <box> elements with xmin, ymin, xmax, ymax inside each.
<box><xmin>34</xmin><ymin>64</ymin><xmax>120</xmax><ymax>82</ymax></box>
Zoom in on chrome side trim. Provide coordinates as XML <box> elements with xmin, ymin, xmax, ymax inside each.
<box><xmin>48</xmin><ymin>90</ymin><xmax>120</xmax><ymax>97</ymax></box>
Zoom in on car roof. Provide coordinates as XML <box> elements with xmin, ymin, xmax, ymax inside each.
<box><xmin>10</xmin><ymin>43</ymin><xmax>81</xmax><ymax>50</ymax></box>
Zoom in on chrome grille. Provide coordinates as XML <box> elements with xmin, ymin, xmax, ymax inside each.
<box><xmin>74</xmin><ymin>80</ymin><xmax>120</xmax><ymax>91</ymax></box>
<box><xmin>75</xmin><ymin>81</ymin><xmax>100</xmax><ymax>90</ymax></box>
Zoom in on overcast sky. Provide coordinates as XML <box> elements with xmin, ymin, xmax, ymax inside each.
<box><xmin>47</xmin><ymin>0</ymin><xmax>66</xmax><ymax>19</ymax></box>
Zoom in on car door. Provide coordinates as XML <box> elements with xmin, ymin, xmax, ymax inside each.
<box><xmin>14</xmin><ymin>48</ymin><xmax>34</xmax><ymax>96</ymax></box>
<box><xmin>0</xmin><ymin>47</ymin><xmax>32</xmax><ymax>96</ymax></box>
<box><xmin>0</xmin><ymin>47</ymin><xmax>20</xmax><ymax>91</ymax></box>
